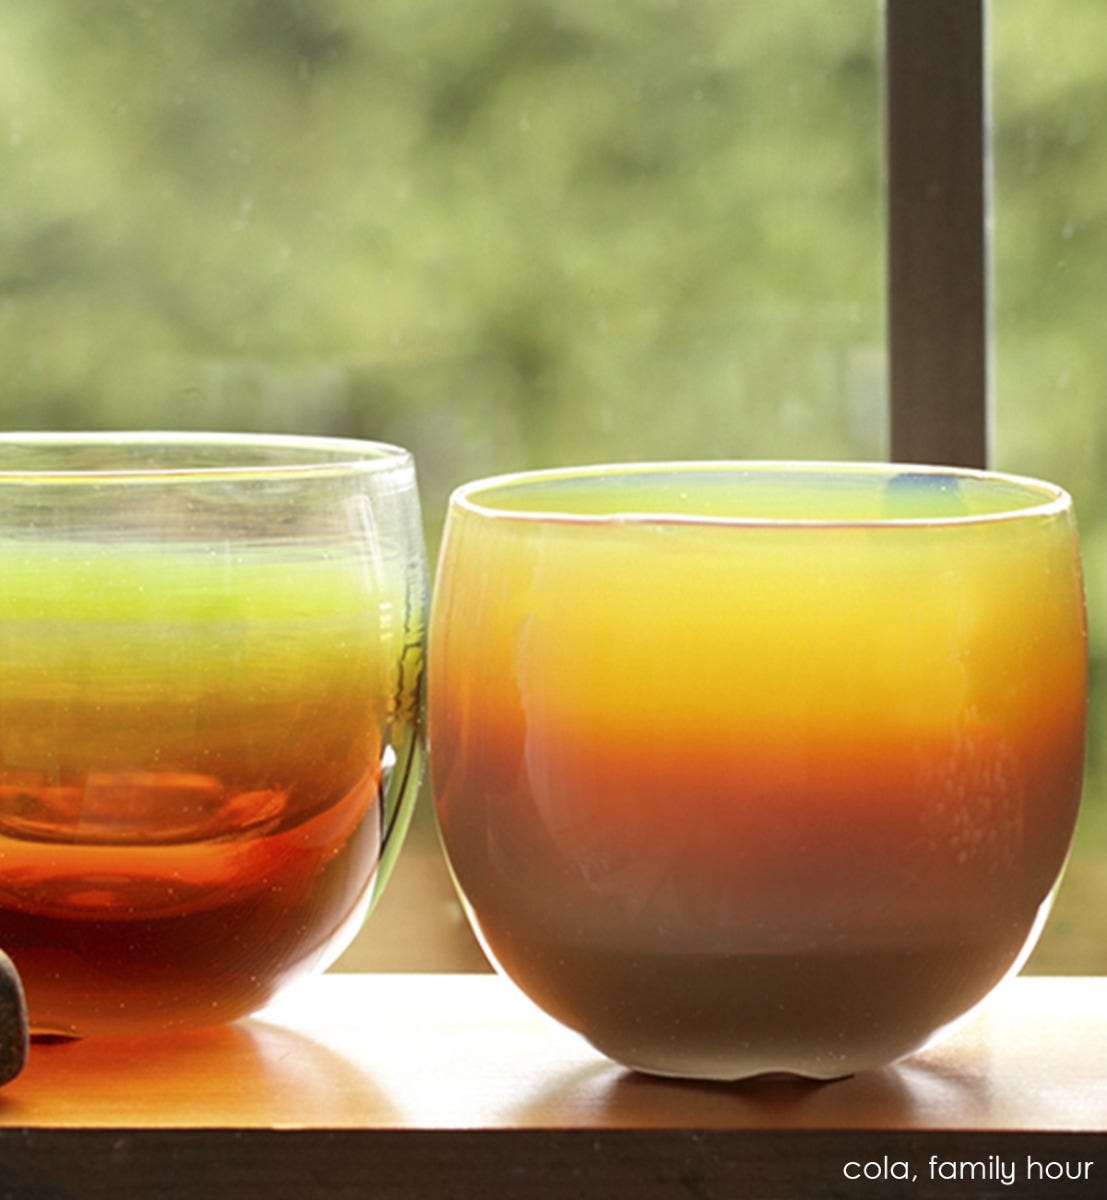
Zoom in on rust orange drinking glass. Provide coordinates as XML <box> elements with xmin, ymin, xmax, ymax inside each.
<box><xmin>0</xmin><ymin>433</ymin><xmax>426</xmax><ymax>1037</ymax></box>
<box><xmin>430</xmin><ymin>462</ymin><xmax>1086</xmax><ymax>1080</ymax></box>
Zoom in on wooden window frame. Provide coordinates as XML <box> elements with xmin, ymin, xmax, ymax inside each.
<box><xmin>886</xmin><ymin>0</ymin><xmax>988</xmax><ymax>469</ymax></box>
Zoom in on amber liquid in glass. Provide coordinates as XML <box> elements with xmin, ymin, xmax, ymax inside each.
<box><xmin>0</xmin><ymin>545</ymin><xmax>406</xmax><ymax>1037</ymax></box>
<box><xmin>1</xmin><ymin>773</ymin><xmax>380</xmax><ymax>1038</ymax></box>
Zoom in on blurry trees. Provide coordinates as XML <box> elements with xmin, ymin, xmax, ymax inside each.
<box><xmin>0</xmin><ymin>1</ymin><xmax>884</xmax><ymax>528</ymax></box>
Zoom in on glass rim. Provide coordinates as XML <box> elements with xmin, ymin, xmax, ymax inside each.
<box><xmin>451</xmin><ymin>460</ymin><xmax>1073</xmax><ymax>529</ymax></box>
<box><xmin>0</xmin><ymin>431</ymin><xmax>413</xmax><ymax>483</ymax></box>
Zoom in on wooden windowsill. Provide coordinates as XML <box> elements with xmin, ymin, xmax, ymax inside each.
<box><xmin>1</xmin><ymin>973</ymin><xmax>1104</xmax><ymax>1197</ymax></box>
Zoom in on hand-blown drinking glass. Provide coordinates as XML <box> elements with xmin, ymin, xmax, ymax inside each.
<box><xmin>0</xmin><ymin>433</ymin><xmax>426</xmax><ymax>1038</ymax></box>
<box><xmin>430</xmin><ymin>462</ymin><xmax>1086</xmax><ymax>1080</ymax></box>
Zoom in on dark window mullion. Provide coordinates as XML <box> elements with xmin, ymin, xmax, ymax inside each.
<box><xmin>886</xmin><ymin>0</ymin><xmax>989</xmax><ymax>469</ymax></box>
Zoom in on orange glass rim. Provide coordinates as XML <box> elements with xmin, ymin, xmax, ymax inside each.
<box><xmin>0</xmin><ymin>431</ymin><xmax>413</xmax><ymax>483</ymax></box>
<box><xmin>450</xmin><ymin>460</ymin><xmax>1073</xmax><ymax>530</ymax></box>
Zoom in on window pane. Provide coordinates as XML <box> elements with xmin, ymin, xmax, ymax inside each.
<box><xmin>992</xmin><ymin>0</ymin><xmax>1106</xmax><ymax>972</ymax></box>
<box><xmin>0</xmin><ymin>3</ymin><xmax>884</xmax><ymax>525</ymax></box>
<box><xmin>0</xmin><ymin>2</ymin><xmax>884</xmax><ymax>969</ymax></box>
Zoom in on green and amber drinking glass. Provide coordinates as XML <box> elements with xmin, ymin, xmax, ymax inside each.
<box><xmin>429</xmin><ymin>462</ymin><xmax>1086</xmax><ymax>1080</ymax></box>
<box><xmin>0</xmin><ymin>433</ymin><xmax>426</xmax><ymax>1037</ymax></box>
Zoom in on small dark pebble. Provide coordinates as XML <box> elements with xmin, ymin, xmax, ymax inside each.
<box><xmin>0</xmin><ymin>949</ymin><xmax>29</xmax><ymax>1086</ymax></box>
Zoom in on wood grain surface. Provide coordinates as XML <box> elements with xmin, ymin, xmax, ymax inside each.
<box><xmin>0</xmin><ymin>974</ymin><xmax>1103</xmax><ymax>1198</ymax></box>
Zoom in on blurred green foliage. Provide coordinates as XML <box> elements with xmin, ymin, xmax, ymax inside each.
<box><xmin>0</xmin><ymin>0</ymin><xmax>884</xmax><ymax>529</ymax></box>
<box><xmin>0</xmin><ymin>1</ymin><xmax>1103</xmax><ymax>967</ymax></box>
<box><xmin>990</xmin><ymin>0</ymin><xmax>1107</xmax><ymax>970</ymax></box>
